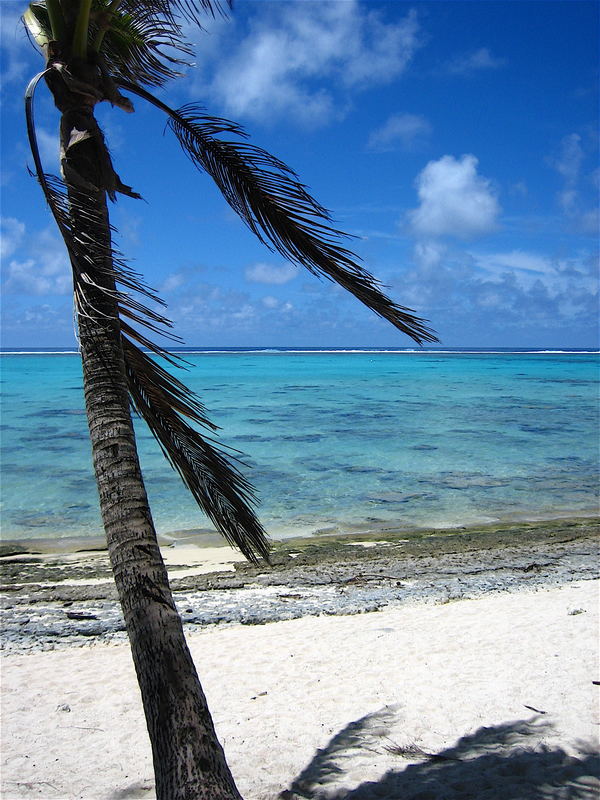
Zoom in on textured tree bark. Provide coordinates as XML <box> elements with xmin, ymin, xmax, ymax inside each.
<box><xmin>57</xmin><ymin>91</ymin><xmax>243</xmax><ymax>799</ymax></box>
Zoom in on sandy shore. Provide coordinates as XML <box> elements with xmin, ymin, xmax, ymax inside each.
<box><xmin>1</xmin><ymin>519</ymin><xmax>599</xmax><ymax>798</ymax></box>
<box><xmin>1</xmin><ymin>517</ymin><xmax>598</xmax><ymax>651</ymax></box>
<box><xmin>1</xmin><ymin>579</ymin><xmax>599</xmax><ymax>799</ymax></box>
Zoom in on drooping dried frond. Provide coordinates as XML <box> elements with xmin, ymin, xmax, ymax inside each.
<box><xmin>27</xmin><ymin>73</ymin><xmax>167</xmax><ymax>313</ymax></box>
<box><xmin>26</xmin><ymin>69</ymin><xmax>270</xmax><ymax>561</ymax></box>
<box><xmin>24</xmin><ymin>165</ymin><xmax>168</xmax><ymax>332</ymax></box>
<box><xmin>23</xmin><ymin>3</ymin><xmax>52</xmax><ymax>48</ymax></box>
<box><xmin>118</xmin><ymin>82</ymin><xmax>438</xmax><ymax>345</ymax></box>
<box><xmin>122</xmin><ymin>335</ymin><xmax>270</xmax><ymax>562</ymax></box>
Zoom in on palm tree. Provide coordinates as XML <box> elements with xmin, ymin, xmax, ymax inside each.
<box><xmin>22</xmin><ymin>1</ymin><xmax>438</xmax><ymax>797</ymax></box>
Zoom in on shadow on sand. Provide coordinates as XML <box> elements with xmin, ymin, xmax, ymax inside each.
<box><xmin>280</xmin><ymin>707</ymin><xmax>600</xmax><ymax>800</ymax></box>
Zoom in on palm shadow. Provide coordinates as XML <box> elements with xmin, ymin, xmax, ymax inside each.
<box><xmin>280</xmin><ymin>708</ymin><xmax>600</xmax><ymax>799</ymax></box>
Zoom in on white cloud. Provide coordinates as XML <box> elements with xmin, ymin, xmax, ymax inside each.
<box><xmin>402</xmin><ymin>243</ymin><xmax>598</xmax><ymax>341</ymax></box>
<box><xmin>3</xmin><ymin>257</ymin><xmax>71</xmax><ymax>295</ymax></box>
<box><xmin>510</xmin><ymin>181</ymin><xmax>528</xmax><ymax>197</ymax></box>
<box><xmin>408</xmin><ymin>154</ymin><xmax>500</xmax><ymax>239</ymax></box>
<box><xmin>552</xmin><ymin>133</ymin><xmax>584</xmax><ymax>183</ymax></box>
<box><xmin>0</xmin><ymin>2</ymin><xmax>34</xmax><ymax>92</ymax></box>
<box><xmin>1</xmin><ymin>216</ymin><xmax>25</xmax><ymax>258</ymax></box>
<box><xmin>35</xmin><ymin>126</ymin><xmax>61</xmax><ymax>172</ymax></box>
<box><xmin>169</xmin><ymin>282</ymin><xmax>257</xmax><ymax>333</ymax></box>
<box><xmin>160</xmin><ymin>272</ymin><xmax>186</xmax><ymax>293</ymax></box>
<box><xmin>0</xmin><ymin>301</ymin><xmax>72</xmax><ymax>340</ymax></box>
<box><xmin>444</xmin><ymin>47</ymin><xmax>506</xmax><ymax>76</ymax></box>
<box><xmin>1</xmin><ymin>225</ymin><xmax>71</xmax><ymax>295</ymax></box>
<box><xmin>367</xmin><ymin>113</ymin><xmax>432</xmax><ymax>152</ymax></box>
<box><xmin>232</xmin><ymin>304</ymin><xmax>255</xmax><ymax>321</ymax></box>
<box><xmin>475</xmin><ymin>250</ymin><xmax>553</xmax><ymax>278</ymax></box>
<box><xmin>245</xmin><ymin>262</ymin><xmax>298</xmax><ymax>285</ymax></box>
<box><xmin>580</xmin><ymin>208</ymin><xmax>600</xmax><ymax>235</ymax></box>
<box><xmin>261</xmin><ymin>295</ymin><xmax>294</xmax><ymax>312</ymax></box>
<box><xmin>199</xmin><ymin>2</ymin><xmax>420</xmax><ymax>124</ymax></box>
<box><xmin>468</xmin><ymin>249</ymin><xmax>597</xmax><ymax>295</ymax></box>
<box><xmin>23</xmin><ymin>304</ymin><xmax>63</xmax><ymax>324</ymax></box>
<box><xmin>550</xmin><ymin>133</ymin><xmax>598</xmax><ymax>232</ymax></box>
<box><xmin>413</xmin><ymin>240</ymin><xmax>446</xmax><ymax>270</ymax></box>
<box><xmin>557</xmin><ymin>189</ymin><xmax>578</xmax><ymax>215</ymax></box>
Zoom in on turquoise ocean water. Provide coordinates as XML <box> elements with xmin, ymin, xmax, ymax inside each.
<box><xmin>1</xmin><ymin>348</ymin><xmax>598</xmax><ymax>544</ymax></box>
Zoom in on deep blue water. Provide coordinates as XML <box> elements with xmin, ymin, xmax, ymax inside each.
<box><xmin>1</xmin><ymin>348</ymin><xmax>598</xmax><ymax>543</ymax></box>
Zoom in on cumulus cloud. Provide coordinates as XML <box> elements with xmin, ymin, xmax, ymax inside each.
<box><xmin>4</xmin><ymin>302</ymin><xmax>71</xmax><ymax>335</ymax></box>
<box><xmin>443</xmin><ymin>47</ymin><xmax>506</xmax><ymax>76</ymax></box>
<box><xmin>579</xmin><ymin>208</ymin><xmax>600</xmax><ymax>234</ymax></box>
<box><xmin>35</xmin><ymin>126</ymin><xmax>61</xmax><ymax>172</ymax></box>
<box><xmin>552</xmin><ymin>133</ymin><xmax>585</xmax><ymax>183</ymax></box>
<box><xmin>195</xmin><ymin>2</ymin><xmax>420</xmax><ymax>124</ymax></box>
<box><xmin>2</xmin><ymin>225</ymin><xmax>71</xmax><ymax>295</ymax></box>
<box><xmin>412</xmin><ymin>240</ymin><xmax>447</xmax><ymax>272</ymax></box>
<box><xmin>408</xmin><ymin>154</ymin><xmax>500</xmax><ymax>239</ymax></box>
<box><xmin>3</xmin><ymin>257</ymin><xmax>71</xmax><ymax>295</ymax></box>
<box><xmin>245</xmin><ymin>262</ymin><xmax>298</xmax><ymax>285</ymax></box>
<box><xmin>160</xmin><ymin>271</ymin><xmax>187</xmax><ymax>293</ymax></box>
<box><xmin>261</xmin><ymin>296</ymin><xmax>293</xmax><ymax>312</ymax></box>
<box><xmin>169</xmin><ymin>282</ymin><xmax>255</xmax><ymax>332</ymax></box>
<box><xmin>1</xmin><ymin>216</ymin><xmax>25</xmax><ymax>258</ymax></box>
<box><xmin>475</xmin><ymin>250</ymin><xmax>554</xmax><ymax>279</ymax></box>
<box><xmin>550</xmin><ymin>133</ymin><xmax>598</xmax><ymax>233</ymax></box>
<box><xmin>231</xmin><ymin>303</ymin><xmax>255</xmax><ymax>322</ymax></box>
<box><xmin>510</xmin><ymin>181</ymin><xmax>528</xmax><ymax>198</ymax></box>
<box><xmin>399</xmin><ymin>242</ymin><xmax>598</xmax><ymax>343</ymax></box>
<box><xmin>367</xmin><ymin>113</ymin><xmax>432</xmax><ymax>152</ymax></box>
<box><xmin>0</xmin><ymin>2</ymin><xmax>33</xmax><ymax>93</ymax></box>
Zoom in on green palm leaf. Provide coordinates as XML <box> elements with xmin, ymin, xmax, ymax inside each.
<box><xmin>24</xmin><ymin>1</ymin><xmax>230</xmax><ymax>88</ymax></box>
<box><xmin>123</xmin><ymin>0</ymin><xmax>231</xmax><ymax>26</ymax></box>
<box><xmin>97</xmin><ymin>6</ymin><xmax>193</xmax><ymax>87</ymax></box>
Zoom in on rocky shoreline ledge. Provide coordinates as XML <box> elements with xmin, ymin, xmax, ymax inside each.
<box><xmin>1</xmin><ymin>517</ymin><xmax>598</xmax><ymax>652</ymax></box>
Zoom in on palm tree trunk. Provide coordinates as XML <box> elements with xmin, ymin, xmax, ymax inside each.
<box><xmin>62</xmin><ymin>106</ymin><xmax>242</xmax><ymax>800</ymax></box>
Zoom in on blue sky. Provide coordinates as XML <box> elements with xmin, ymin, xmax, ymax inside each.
<box><xmin>1</xmin><ymin>0</ymin><xmax>598</xmax><ymax>348</ymax></box>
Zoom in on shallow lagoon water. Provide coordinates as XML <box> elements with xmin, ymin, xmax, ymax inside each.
<box><xmin>1</xmin><ymin>349</ymin><xmax>598</xmax><ymax>543</ymax></box>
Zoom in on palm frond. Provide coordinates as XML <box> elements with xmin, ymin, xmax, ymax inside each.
<box><xmin>122</xmin><ymin>0</ymin><xmax>231</xmax><ymax>27</ymax></box>
<box><xmin>27</xmin><ymin>73</ymin><xmax>162</xmax><ymax>310</ymax></box>
<box><xmin>97</xmin><ymin>5</ymin><xmax>193</xmax><ymax>87</ymax></box>
<box><xmin>23</xmin><ymin>3</ymin><xmax>52</xmax><ymax>49</ymax></box>
<box><xmin>118</xmin><ymin>82</ymin><xmax>438</xmax><ymax>345</ymax></box>
<box><xmin>26</xmin><ymin>69</ymin><xmax>270</xmax><ymax>562</ymax></box>
<box><xmin>122</xmin><ymin>335</ymin><xmax>270</xmax><ymax>563</ymax></box>
<box><xmin>24</xmin><ymin>1</ymin><xmax>230</xmax><ymax>88</ymax></box>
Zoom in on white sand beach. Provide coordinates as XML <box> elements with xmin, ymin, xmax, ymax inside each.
<box><xmin>1</xmin><ymin>578</ymin><xmax>599</xmax><ymax>799</ymax></box>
